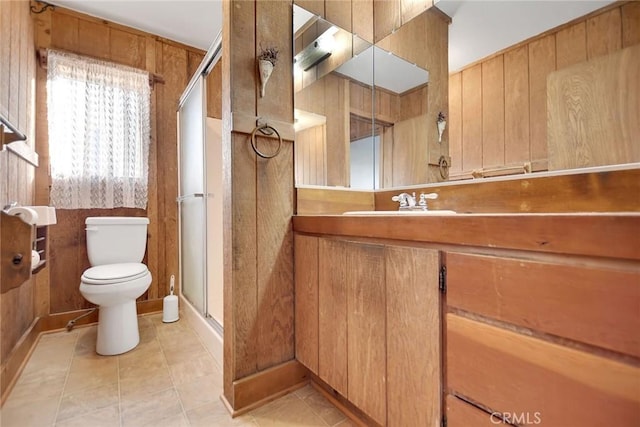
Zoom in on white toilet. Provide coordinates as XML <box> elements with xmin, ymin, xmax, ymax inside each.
<box><xmin>79</xmin><ymin>217</ymin><xmax>152</xmax><ymax>355</ymax></box>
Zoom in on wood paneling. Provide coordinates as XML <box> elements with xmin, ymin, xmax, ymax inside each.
<box><xmin>294</xmin><ymin>0</ymin><xmax>325</xmax><ymax>18</ymax></box>
<box><xmin>318</xmin><ymin>239</ymin><xmax>348</xmax><ymax>396</ymax></box>
<box><xmin>446</xmin><ymin>395</ymin><xmax>495</xmax><ymax>427</ymax></box>
<box><xmin>503</xmin><ymin>45</ymin><xmax>530</xmax><ymax>165</ymax></box>
<box><xmin>586</xmin><ymin>8</ymin><xmax>622</xmax><ymax>60</ymax></box>
<box><xmin>447</xmin><ymin>252</ymin><xmax>640</xmax><ymax>358</ymax></box>
<box><xmin>374</xmin><ymin>0</ymin><xmax>400</xmax><ymax>43</ymax></box>
<box><xmin>296</xmin><ymin>187</ymin><xmax>374</xmax><ymax>215</ymax></box>
<box><xmin>548</xmin><ymin>44</ymin><xmax>640</xmax><ymax>170</ymax></box>
<box><xmin>294</xmin><ymin>235</ymin><xmax>319</xmax><ymax>373</ymax></box>
<box><xmin>34</xmin><ymin>6</ymin><xmax>204</xmax><ymax>313</ymax></box>
<box><xmin>352</xmin><ymin>0</ymin><xmax>374</xmax><ymax>44</ymax></box>
<box><xmin>481</xmin><ymin>56</ymin><xmax>504</xmax><ymax>168</ymax></box>
<box><xmin>0</xmin><ymin>0</ymin><xmax>37</xmax><ymax>402</ymax></box>
<box><xmin>448</xmin><ymin>73</ymin><xmax>462</xmax><ymax>174</ymax></box>
<box><xmin>528</xmin><ymin>34</ymin><xmax>555</xmax><ymax>163</ymax></box>
<box><xmin>326</xmin><ymin>0</ymin><xmax>351</xmax><ymax>33</ymax></box>
<box><xmin>447</xmin><ymin>314</ymin><xmax>640</xmax><ymax>426</ymax></box>
<box><xmin>346</xmin><ymin>242</ymin><xmax>386</xmax><ymax>425</ymax></box>
<box><xmin>461</xmin><ymin>65</ymin><xmax>482</xmax><ymax>171</ymax></box>
<box><xmin>293</xmin><ymin>213</ymin><xmax>640</xmax><ymax>261</ymax></box>
<box><xmin>622</xmin><ymin>1</ymin><xmax>640</xmax><ymax>47</ymax></box>
<box><xmin>450</xmin><ymin>2</ymin><xmax>639</xmax><ymax>177</ymax></box>
<box><xmin>374</xmin><ymin>167</ymin><xmax>640</xmax><ymax>214</ymax></box>
<box><xmin>386</xmin><ymin>246</ymin><xmax>440</xmax><ymax>427</ymax></box>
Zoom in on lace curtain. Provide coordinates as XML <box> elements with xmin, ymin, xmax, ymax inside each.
<box><xmin>47</xmin><ymin>49</ymin><xmax>151</xmax><ymax>209</ymax></box>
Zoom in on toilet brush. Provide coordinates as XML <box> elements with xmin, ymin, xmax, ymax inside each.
<box><xmin>162</xmin><ymin>275</ymin><xmax>179</xmax><ymax>323</ymax></box>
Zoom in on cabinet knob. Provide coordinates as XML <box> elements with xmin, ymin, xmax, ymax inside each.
<box><xmin>12</xmin><ymin>253</ymin><xmax>23</xmax><ymax>265</ymax></box>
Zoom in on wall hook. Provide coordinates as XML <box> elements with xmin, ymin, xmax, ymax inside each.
<box><xmin>30</xmin><ymin>1</ymin><xmax>55</xmax><ymax>14</ymax></box>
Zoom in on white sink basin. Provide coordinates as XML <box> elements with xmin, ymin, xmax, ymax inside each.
<box><xmin>343</xmin><ymin>210</ymin><xmax>456</xmax><ymax>216</ymax></box>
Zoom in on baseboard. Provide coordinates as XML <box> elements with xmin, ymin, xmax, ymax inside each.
<box><xmin>0</xmin><ymin>317</ymin><xmax>42</xmax><ymax>406</ymax></box>
<box><xmin>228</xmin><ymin>360</ymin><xmax>310</xmax><ymax>415</ymax></box>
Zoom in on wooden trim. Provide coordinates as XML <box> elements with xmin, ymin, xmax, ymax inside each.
<box><xmin>229</xmin><ymin>360</ymin><xmax>310</xmax><ymax>414</ymax></box>
<box><xmin>39</xmin><ymin>299</ymin><xmax>163</xmax><ymax>332</ymax></box>
<box><xmin>0</xmin><ymin>317</ymin><xmax>42</xmax><ymax>405</ymax></box>
<box><xmin>293</xmin><ymin>214</ymin><xmax>640</xmax><ymax>261</ymax></box>
<box><xmin>449</xmin><ymin>0</ymin><xmax>631</xmax><ymax>74</ymax></box>
<box><xmin>296</xmin><ymin>187</ymin><xmax>375</xmax><ymax>215</ymax></box>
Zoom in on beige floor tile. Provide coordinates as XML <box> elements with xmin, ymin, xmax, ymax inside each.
<box><xmin>57</xmin><ymin>382</ymin><xmax>119</xmax><ymax>422</ymax></box>
<box><xmin>186</xmin><ymin>400</ymin><xmax>258</xmax><ymax>427</ymax></box>
<box><xmin>250</xmin><ymin>393</ymin><xmax>328</xmax><ymax>427</ymax></box>
<box><xmin>292</xmin><ymin>384</ymin><xmax>316</xmax><ymax>399</ymax></box>
<box><xmin>0</xmin><ymin>397</ymin><xmax>59</xmax><ymax>427</ymax></box>
<box><xmin>119</xmin><ymin>367</ymin><xmax>174</xmax><ymax>401</ymax></box>
<box><xmin>159</xmin><ymin>331</ymin><xmax>208</xmax><ymax>365</ymax></box>
<box><xmin>64</xmin><ymin>355</ymin><xmax>118</xmax><ymax>394</ymax></box>
<box><xmin>54</xmin><ymin>404</ymin><xmax>120</xmax><ymax>427</ymax></box>
<box><xmin>118</xmin><ymin>351</ymin><xmax>166</xmax><ymax>380</ymax></box>
<box><xmin>120</xmin><ymin>387</ymin><xmax>184</xmax><ymax>427</ymax></box>
<box><xmin>333</xmin><ymin>419</ymin><xmax>359</xmax><ymax>427</ymax></box>
<box><xmin>167</xmin><ymin>352</ymin><xmax>218</xmax><ymax>385</ymax></box>
<box><xmin>3</xmin><ymin>369</ymin><xmax>66</xmax><ymax>408</ymax></box>
<box><xmin>118</xmin><ymin>338</ymin><xmax>163</xmax><ymax>370</ymax></box>
<box><xmin>175</xmin><ymin>373</ymin><xmax>222</xmax><ymax>411</ymax></box>
<box><xmin>73</xmin><ymin>326</ymin><xmax>98</xmax><ymax>356</ymax></box>
<box><xmin>248</xmin><ymin>393</ymin><xmax>300</xmax><ymax>418</ymax></box>
<box><xmin>299</xmin><ymin>388</ymin><xmax>347</xmax><ymax>426</ymax></box>
<box><xmin>150</xmin><ymin>412</ymin><xmax>191</xmax><ymax>427</ymax></box>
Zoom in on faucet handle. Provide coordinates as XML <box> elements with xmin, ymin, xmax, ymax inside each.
<box><xmin>392</xmin><ymin>194</ymin><xmax>409</xmax><ymax>208</ymax></box>
<box><xmin>418</xmin><ymin>193</ymin><xmax>438</xmax><ymax>208</ymax></box>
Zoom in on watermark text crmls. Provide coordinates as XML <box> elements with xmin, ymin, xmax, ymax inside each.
<box><xmin>490</xmin><ymin>411</ymin><xmax>542</xmax><ymax>425</ymax></box>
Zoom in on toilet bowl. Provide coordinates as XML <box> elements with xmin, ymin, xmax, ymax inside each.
<box><xmin>80</xmin><ymin>263</ymin><xmax>152</xmax><ymax>355</ymax></box>
<box><xmin>79</xmin><ymin>217</ymin><xmax>152</xmax><ymax>356</ymax></box>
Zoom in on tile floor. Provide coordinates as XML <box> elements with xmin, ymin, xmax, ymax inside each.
<box><xmin>1</xmin><ymin>313</ymin><xmax>355</xmax><ymax>427</ymax></box>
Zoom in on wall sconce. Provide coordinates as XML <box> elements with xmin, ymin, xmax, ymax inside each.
<box><xmin>437</xmin><ymin>111</ymin><xmax>447</xmax><ymax>143</ymax></box>
<box><xmin>294</xmin><ymin>26</ymin><xmax>338</xmax><ymax>71</ymax></box>
<box><xmin>258</xmin><ymin>46</ymin><xmax>279</xmax><ymax>98</ymax></box>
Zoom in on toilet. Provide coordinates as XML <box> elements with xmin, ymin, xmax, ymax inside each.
<box><xmin>79</xmin><ymin>217</ymin><xmax>152</xmax><ymax>355</ymax></box>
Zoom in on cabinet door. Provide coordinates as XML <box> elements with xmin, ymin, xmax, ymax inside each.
<box><xmin>386</xmin><ymin>246</ymin><xmax>441</xmax><ymax>427</ymax></box>
<box><xmin>347</xmin><ymin>241</ymin><xmax>386</xmax><ymax>425</ymax></box>
<box><xmin>294</xmin><ymin>234</ymin><xmax>319</xmax><ymax>373</ymax></box>
<box><xmin>318</xmin><ymin>238</ymin><xmax>348</xmax><ymax>396</ymax></box>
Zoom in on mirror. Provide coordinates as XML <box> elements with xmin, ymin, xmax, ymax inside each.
<box><xmin>293</xmin><ymin>4</ymin><xmax>440</xmax><ymax>189</ymax></box>
<box><xmin>294</xmin><ymin>1</ymin><xmax>639</xmax><ymax>190</ymax></box>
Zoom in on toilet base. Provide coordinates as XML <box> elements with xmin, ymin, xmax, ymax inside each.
<box><xmin>96</xmin><ymin>300</ymin><xmax>140</xmax><ymax>355</ymax></box>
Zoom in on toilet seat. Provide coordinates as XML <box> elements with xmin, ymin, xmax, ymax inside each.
<box><xmin>82</xmin><ymin>263</ymin><xmax>149</xmax><ymax>285</ymax></box>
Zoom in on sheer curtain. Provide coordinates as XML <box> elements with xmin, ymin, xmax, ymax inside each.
<box><xmin>47</xmin><ymin>49</ymin><xmax>151</xmax><ymax>209</ymax></box>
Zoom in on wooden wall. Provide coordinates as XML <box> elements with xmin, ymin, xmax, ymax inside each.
<box><xmin>0</xmin><ymin>0</ymin><xmax>37</xmax><ymax>401</ymax></box>
<box><xmin>31</xmin><ymin>6</ymin><xmax>205</xmax><ymax>314</ymax></box>
<box><xmin>448</xmin><ymin>1</ymin><xmax>640</xmax><ymax>178</ymax></box>
<box><xmin>222</xmin><ymin>0</ymin><xmax>296</xmax><ymax>411</ymax></box>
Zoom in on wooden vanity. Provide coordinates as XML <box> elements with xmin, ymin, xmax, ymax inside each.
<box><xmin>292</xmin><ymin>213</ymin><xmax>640</xmax><ymax>426</ymax></box>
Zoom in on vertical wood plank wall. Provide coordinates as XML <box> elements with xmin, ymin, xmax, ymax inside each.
<box><xmin>448</xmin><ymin>1</ymin><xmax>640</xmax><ymax>177</ymax></box>
<box><xmin>30</xmin><ymin>7</ymin><xmax>205</xmax><ymax>314</ymax></box>
<box><xmin>223</xmin><ymin>0</ymin><xmax>295</xmax><ymax>409</ymax></box>
<box><xmin>0</xmin><ymin>0</ymin><xmax>37</xmax><ymax>397</ymax></box>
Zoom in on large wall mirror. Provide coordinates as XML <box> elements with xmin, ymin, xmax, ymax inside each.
<box><xmin>293</xmin><ymin>3</ymin><xmax>449</xmax><ymax>190</ymax></box>
<box><xmin>293</xmin><ymin>1</ymin><xmax>639</xmax><ymax>190</ymax></box>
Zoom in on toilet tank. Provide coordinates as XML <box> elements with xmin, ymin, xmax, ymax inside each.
<box><xmin>85</xmin><ymin>217</ymin><xmax>149</xmax><ymax>266</ymax></box>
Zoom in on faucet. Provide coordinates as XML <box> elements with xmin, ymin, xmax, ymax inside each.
<box><xmin>391</xmin><ymin>192</ymin><xmax>438</xmax><ymax>211</ymax></box>
<box><xmin>391</xmin><ymin>192</ymin><xmax>416</xmax><ymax>210</ymax></box>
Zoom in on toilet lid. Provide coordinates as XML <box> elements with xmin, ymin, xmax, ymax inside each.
<box><xmin>82</xmin><ymin>263</ymin><xmax>149</xmax><ymax>285</ymax></box>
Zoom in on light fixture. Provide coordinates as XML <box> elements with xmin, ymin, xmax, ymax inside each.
<box><xmin>437</xmin><ymin>111</ymin><xmax>446</xmax><ymax>143</ymax></box>
<box><xmin>294</xmin><ymin>26</ymin><xmax>338</xmax><ymax>71</ymax></box>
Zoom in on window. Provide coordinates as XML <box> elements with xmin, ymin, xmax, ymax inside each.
<box><xmin>47</xmin><ymin>50</ymin><xmax>151</xmax><ymax>209</ymax></box>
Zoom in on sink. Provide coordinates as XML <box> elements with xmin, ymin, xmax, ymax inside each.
<box><xmin>343</xmin><ymin>210</ymin><xmax>456</xmax><ymax>216</ymax></box>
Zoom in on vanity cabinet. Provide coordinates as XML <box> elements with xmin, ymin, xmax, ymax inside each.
<box><xmin>294</xmin><ymin>233</ymin><xmax>442</xmax><ymax>426</ymax></box>
<box><xmin>444</xmin><ymin>252</ymin><xmax>640</xmax><ymax>426</ymax></box>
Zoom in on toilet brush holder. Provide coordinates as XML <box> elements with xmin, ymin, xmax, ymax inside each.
<box><xmin>163</xmin><ymin>275</ymin><xmax>179</xmax><ymax>323</ymax></box>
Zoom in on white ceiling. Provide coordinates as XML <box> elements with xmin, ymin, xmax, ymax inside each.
<box><xmin>49</xmin><ymin>0</ymin><xmax>616</xmax><ymax>71</ymax></box>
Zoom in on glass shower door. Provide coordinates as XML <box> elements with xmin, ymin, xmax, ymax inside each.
<box><xmin>178</xmin><ymin>77</ymin><xmax>206</xmax><ymax>315</ymax></box>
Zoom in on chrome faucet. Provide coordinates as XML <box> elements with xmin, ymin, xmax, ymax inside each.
<box><xmin>392</xmin><ymin>192</ymin><xmax>438</xmax><ymax>211</ymax></box>
<box><xmin>391</xmin><ymin>192</ymin><xmax>416</xmax><ymax>210</ymax></box>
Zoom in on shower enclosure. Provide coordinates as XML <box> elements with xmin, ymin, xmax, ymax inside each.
<box><xmin>177</xmin><ymin>35</ymin><xmax>224</xmax><ymax>345</ymax></box>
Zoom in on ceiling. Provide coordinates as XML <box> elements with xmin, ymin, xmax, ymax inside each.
<box><xmin>49</xmin><ymin>0</ymin><xmax>615</xmax><ymax>71</ymax></box>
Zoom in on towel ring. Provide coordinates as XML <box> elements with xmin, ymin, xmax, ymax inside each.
<box><xmin>250</xmin><ymin>124</ymin><xmax>282</xmax><ymax>159</ymax></box>
<box><xmin>438</xmin><ymin>155</ymin><xmax>449</xmax><ymax>179</ymax></box>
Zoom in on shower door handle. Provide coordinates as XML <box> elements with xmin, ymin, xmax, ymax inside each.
<box><xmin>176</xmin><ymin>193</ymin><xmax>212</xmax><ymax>203</ymax></box>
